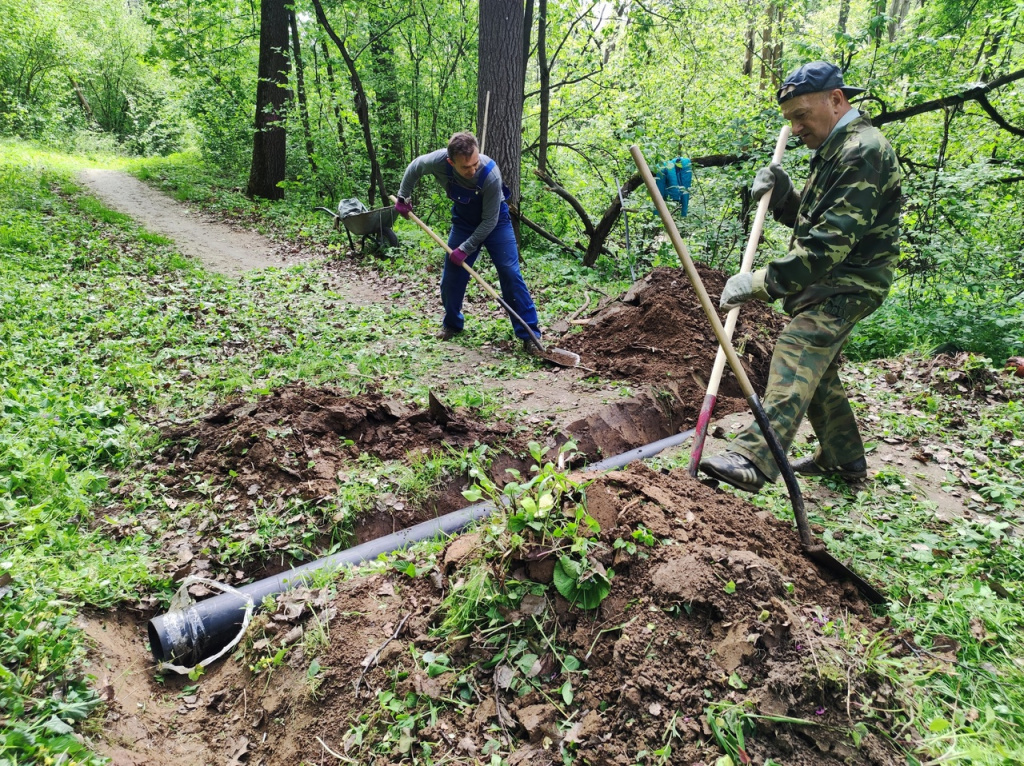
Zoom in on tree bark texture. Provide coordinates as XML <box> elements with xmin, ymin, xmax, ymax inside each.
<box><xmin>522</xmin><ymin>0</ymin><xmax>534</xmax><ymax>105</ymax></box>
<box><xmin>837</xmin><ymin>0</ymin><xmax>851</xmax><ymax>35</ymax></box>
<box><xmin>478</xmin><ymin>0</ymin><xmax>525</xmax><ymax>207</ymax></box>
<box><xmin>369</xmin><ymin>5</ymin><xmax>403</xmax><ymax>193</ymax></box>
<box><xmin>247</xmin><ymin>0</ymin><xmax>290</xmax><ymax>200</ymax></box>
<box><xmin>536</xmin><ymin>0</ymin><xmax>549</xmax><ymax>173</ymax></box>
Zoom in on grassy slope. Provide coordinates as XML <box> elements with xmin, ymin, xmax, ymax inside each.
<box><xmin>2</xmin><ymin>141</ymin><xmax>1023</xmax><ymax>764</ymax></box>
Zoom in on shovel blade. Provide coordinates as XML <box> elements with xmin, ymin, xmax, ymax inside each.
<box><xmin>538</xmin><ymin>346</ymin><xmax>581</xmax><ymax>368</ymax></box>
<box><xmin>802</xmin><ymin>544</ymin><xmax>886</xmax><ymax>605</ymax></box>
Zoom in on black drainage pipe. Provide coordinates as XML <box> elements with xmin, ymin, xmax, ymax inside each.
<box><xmin>148</xmin><ymin>428</ymin><xmax>695</xmax><ymax>668</ymax></box>
<box><xmin>587</xmin><ymin>428</ymin><xmax>695</xmax><ymax>472</ymax></box>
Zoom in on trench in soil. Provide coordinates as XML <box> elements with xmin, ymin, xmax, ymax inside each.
<box><xmin>76</xmin><ymin>269</ymin><xmax>907</xmax><ymax>765</ymax></box>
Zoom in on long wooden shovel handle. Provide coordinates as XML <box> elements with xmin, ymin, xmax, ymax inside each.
<box><xmin>688</xmin><ymin>126</ymin><xmax>790</xmax><ymax>476</ymax></box>
<box><xmin>707</xmin><ymin>125</ymin><xmax>790</xmax><ymax>395</ymax></box>
<box><xmin>631</xmin><ymin>145</ymin><xmax>815</xmax><ymax>540</ymax></box>
<box><xmin>629</xmin><ymin>150</ymin><xmax>757</xmax><ymax>400</ymax></box>
<box><xmin>389</xmin><ymin>196</ymin><xmax>547</xmax><ymax>351</ymax></box>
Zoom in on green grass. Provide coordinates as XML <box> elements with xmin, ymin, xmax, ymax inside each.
<box><xmin>0</xmin><ymin>140</ymin><xmax>573</xmax><ymax>764</ymax></box>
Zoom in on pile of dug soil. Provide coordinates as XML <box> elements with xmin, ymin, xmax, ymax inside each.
<box><xmin>155</xmin><ymin>383</ymin><xmax>515</xmax><ymax>508</ymax></box>
<box><xmin>130</xmin><ymin>463</ymin><xmax>898</xmax><ymax>766</ymax></box>
<box><xmin>103</xmin><ymin>384</ymin><xmax>528</xmax><ymax>592</ymax></box>
<box><xmin>561</xmin><ymin>266</ymin><xmax>787</xmax><ymax>394</ymax></box>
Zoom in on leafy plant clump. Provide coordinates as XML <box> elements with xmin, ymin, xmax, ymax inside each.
<box><xmin>0</xmin><ymin>583</ymin><xmax>106</xmax><ymax>766</ymax></box>
<box><xmin>459</xmin><ymin>440</ymin><xmax>612</xmax><ymax>617</ymax></box>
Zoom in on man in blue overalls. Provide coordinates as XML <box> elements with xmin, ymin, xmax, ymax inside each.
<box><xmin>395</xmin><ymin>132</ymin><xmax>541</xmax><ymax>351</ymax></box>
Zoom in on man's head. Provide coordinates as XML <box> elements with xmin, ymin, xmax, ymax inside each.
<box><xmin>777</xmin><ymin>62</ymin><xmax>864</xmax><ymax>150</ymax></box>
<box><xmin>447</xmin><ymin>132</ymin><xmax>481</xmax><ymax>181</ymax></box>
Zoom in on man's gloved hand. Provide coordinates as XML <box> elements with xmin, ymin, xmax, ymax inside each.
<box><xmin>751</xmin><ymin>163</ymin><xmax>792</xmax><ymax>204</ymax></box>
<box><xmin>449</xmin><ymin>247</ymin><xmax>468</xmax><ymax>266</ymax></box>
<box><xmin>720</xmin><ymin>272</ymin><xmax>755</xmax><ymax>311</ymax></box>
<box><xmin>395</xmin><ymin>196</ymin><xmax>413</xmax><ymax>218</ymax></box>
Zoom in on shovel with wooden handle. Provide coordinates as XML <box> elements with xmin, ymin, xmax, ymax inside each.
<box><xmin>391</xmin><ymin>196</ymin><xmax>582</xmax><ymax>369</ymax></box>
<box><xmin>688</xmin><ymin>126</ymin><xmax>790</xmax><ymax>477</ymax></box>
<box><xmin>630</xmin><ymin>145</ymin><xmax>885</xmax><ymax>606</ymax></box>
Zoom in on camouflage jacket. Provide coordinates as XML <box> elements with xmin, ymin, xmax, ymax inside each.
<box><xmin>750</xmin><ymin>115</ymin><xmax>902</xmax><ymax>321</ymax></box>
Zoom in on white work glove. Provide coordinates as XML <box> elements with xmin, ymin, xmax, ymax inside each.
<box><xmin>751</xmin><ymin>163</ymin><xmax>792</xmax><ymax>205</ymax></box>
<box><xmin>720</xmin><ymin>272</ymin><xmax>755</xmax><ymax>311</ymax></box>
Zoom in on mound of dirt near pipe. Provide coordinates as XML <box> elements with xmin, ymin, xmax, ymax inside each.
<box><xmin>156</xmin><ymin>384</ymin><xmax>517</xmax><ymax>508</ymax></box>
<box><xmin>560</xmin><ymin>266</ymin><xmax>787</xmax><ymax>391</ymax></box>
<box><xmin>92</xmin><ymin>462</ymin><xmax>898</xmax><ymax>766</ymax></box>
<box><xmin>108</xmin><ymin>379</ymin><xmax>723</xmax><ymax>592</ymax></box>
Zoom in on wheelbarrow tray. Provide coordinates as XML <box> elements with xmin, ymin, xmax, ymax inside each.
<box><xmin>342</xmin><ymin>206</ymin><xmax>399</xmax><ymax>235</ymax></box>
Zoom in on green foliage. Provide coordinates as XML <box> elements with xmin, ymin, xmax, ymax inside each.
<box><xmin>8</xmin><ymin>0</ymin><xmax>1015</xmax><ymax>354</ymax></box>
<box><xmin>552</xmin><ymin>554</ymin><xmax>612</xmax><ymax>610</ymax></box>
<box><xmin>448</xmin><ymin>439</ymin><xmax>613</xmax><ymax>640</ymax></box>
<box><xmin>0</xmin><ymin>0</ymin><xmax>186</xmax><ymax>153</ymax></box>
<box><xmin>0</xmin><ymin>584</ymin><xmax>106</xmax><ymax>766</ymax></box>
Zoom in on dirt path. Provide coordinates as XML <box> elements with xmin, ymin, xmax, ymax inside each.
<box><xmin>73</xmin><ymin>172</ymin><xmax>704</xmax><ymax>442</ymax></box>
<box><xmin>78</xmin><ymin>169</ymin><xmax>292</xmax><ymax>276</ymax></box>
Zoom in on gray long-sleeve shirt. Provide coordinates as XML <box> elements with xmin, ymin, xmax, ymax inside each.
<box><xmin>397</xmin><ymin>149</ymin><xmax>503</xmax><ymax>254</ymax></box>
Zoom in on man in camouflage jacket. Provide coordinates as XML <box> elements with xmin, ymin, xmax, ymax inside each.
<box><xmin>700</xmin><ymin>61</ymin><xmax>902</xmax><ymax>493</ymax></box>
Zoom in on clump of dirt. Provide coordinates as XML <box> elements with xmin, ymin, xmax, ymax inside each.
<box><xmin>561</xmin><ymin>266</ymin><xmax>788</xmax><ymax>395</ymax></box>
<box><xmin>108</xmin><ymin>463</ymin><xmax>900</xmax><ymax>765</ymax></box>
<box><xmin>156</xmin><ymin>383</ymin><xmax>514</xmax><ymax>506</ymax></box>
<box><xmin>102</xmin><ymin>384</ymin><xmax>530</xmax><ymax>596</ymax></box>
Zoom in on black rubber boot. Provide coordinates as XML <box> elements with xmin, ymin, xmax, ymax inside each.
<box><xmin>791</xmin><ymin>455</ymin><xmax>867</xmax><ymax>481</ymax></box>
<box><xmin>699</xmin><ymin>452</ymin><xmax>768</xmax><ymax>493</ymax></box>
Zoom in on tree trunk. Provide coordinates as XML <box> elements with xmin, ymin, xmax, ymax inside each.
<box><xmin>369</xmin><ymin>6</ymin><xmax>403</xmax><ymax>193</ymax></box>
<box><xmin>246</xmin><ymin>0</ymin><xmax>290</xmax><ymax>200</ymax></box>
<box><xmin>68</xmin><ymin>76</ymin><xmax>95</xmax><ymax>123</ymax></box>
<box><xmin>743</xmin><ymin>23</ymin><xmax>755</xmax><ymax>75</ymax></box>
<box><xmin>837</xmin><ymin>0</ymin><xmax>851</xmax><ymax>35</ymax></box>
<box><xmin>320</xmin><ymin>40</ymin><xmax>345</xmax><ymax>145</ymax></box>
<box><xmin>478</xmin><ymin>0</ymin><xmax>525</xmax><ymax>213</ymax></box>
<box><xmin>289</xmin><ymin>10</ymin><xmax>317</xmax><ymax>175</ymax></box>
<box><xmin>887</xmin><ymin>0</ymin><xmax>911</xmax><ymax>42</ymax></box>
<box><xmin>759</xmin><ymin>4</ymin><xmax>773</xmax><ymax>85</ymax></box>
<box><xmin>870</xmin><ymin>0</ymin><xmax>886</xmax><ymax>45</ymax></box>
<box><xmin>311</xmin><ymin>0</ymin><xmax>388</xmax><ymax>205</ymax></box>
<box><xmin>522</xmin><ymin>0</ymin><xmax>534</xmax><ymax>105</ymax></box>
<box><xmin>771</xmin><ymin>4</ymin><xmax>783</xmax><ymax>78</ymax></box>
<box><xmin>536</xmin><ymin>0</ymin><xmax>550</xmax><ymax>173</ymax></box>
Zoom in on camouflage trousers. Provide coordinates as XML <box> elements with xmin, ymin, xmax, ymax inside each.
<box><xmin>731</xmin><ymin>309</ymin><xmax>863</xmax><ymax>482</ymax></box>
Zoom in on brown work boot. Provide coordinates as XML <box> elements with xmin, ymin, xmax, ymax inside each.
<box><xmin>436</xmin><ymin>326</ymin><xmax>462</xmax><ymax>341</ymax></box>
<box><xmin>699</xmin><ymin>452</ymin><xmax>768</xmax><ymax>493</ymax></box>
<box><xmin>522</xmin><ymin>338</ymin><xmax>543</xmax><ymax>356</ymax></box>
<box><xmin>791</xmin><ymin>455</ymin><xmax>867</xmax><ymax>481</ymax></box>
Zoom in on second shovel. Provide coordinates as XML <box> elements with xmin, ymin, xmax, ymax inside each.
<box><xmin>393</xmin><ymin>197</ymin><xmax>581</xmax><ymax>369</ymax></box>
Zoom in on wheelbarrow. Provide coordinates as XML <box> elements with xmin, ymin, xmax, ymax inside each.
<box><xmin>315</xmin><ymin>199</ymin><xmax>399</xmax><ymax>254</ymax></box>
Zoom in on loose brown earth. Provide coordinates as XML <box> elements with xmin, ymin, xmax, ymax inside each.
<box><xmin>75</xmin><ymin>174</ymin><xmax>995</xmax><ymax>765</ymax></box>
<box><xmin>561</xmin><ymin>266</ymin><xmax>787</xmax><ymax>393</ymax></box>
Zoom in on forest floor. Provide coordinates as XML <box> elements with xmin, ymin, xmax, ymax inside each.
<box><xmin>8</xmin><ymin>160</ymin><xmax>1023</xmax><ymax>766</ymax></box>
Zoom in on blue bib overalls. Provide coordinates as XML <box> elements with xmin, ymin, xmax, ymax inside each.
<box><xmin>441</xmin><ymin>161</ymin><xmax>540</xmax><ymax>341</ymax></box>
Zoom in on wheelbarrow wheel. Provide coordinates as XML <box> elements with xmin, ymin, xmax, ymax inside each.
<box><xmin>361</xmin><ymin>227</ymin><xmax>399</xmax><ymax>256</ymax></box>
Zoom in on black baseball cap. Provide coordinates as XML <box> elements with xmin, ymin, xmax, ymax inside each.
<box><xmin>776</xmin><ymin>61</ymin><xmax>866</xmax><ymax>104</ymax></box>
